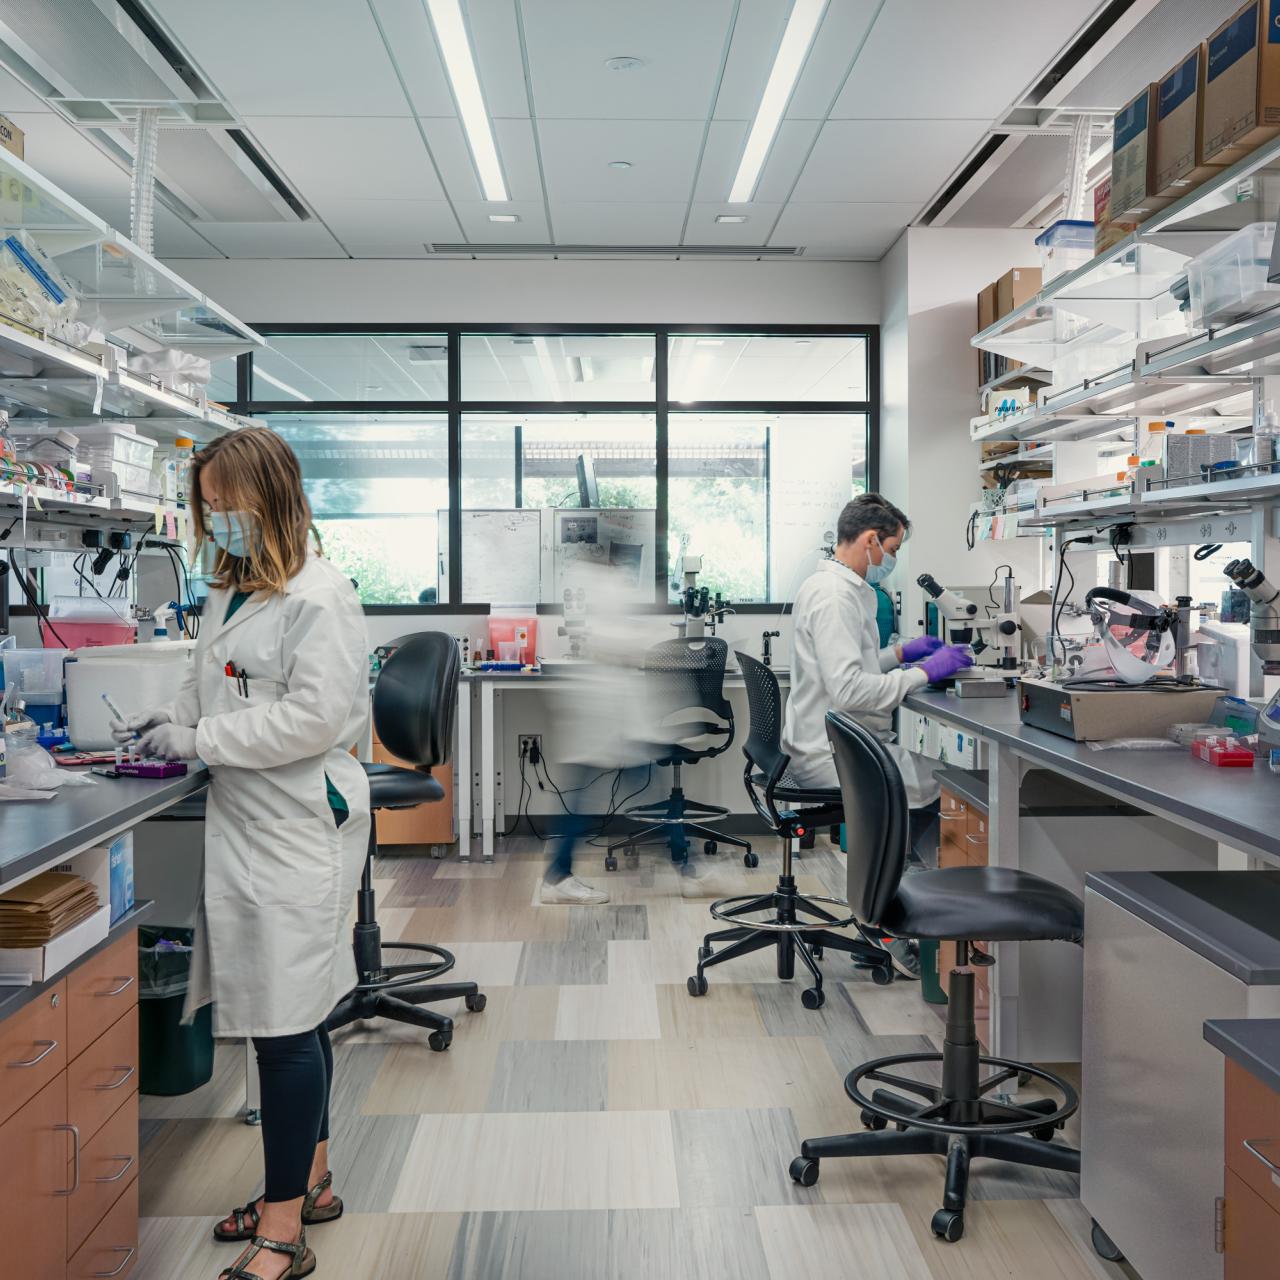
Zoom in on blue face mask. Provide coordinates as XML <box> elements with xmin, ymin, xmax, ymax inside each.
<box><xmin>209</xmin><ymin>511</ymin><xmax>258</xmax><ymax>559</ymax></box>
<box><xmin>864</xmin><ymin>537</ymin><xmax>896</xmax><ymax>585</ymax></box>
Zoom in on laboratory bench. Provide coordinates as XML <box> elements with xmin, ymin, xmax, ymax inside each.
<box><xmin>0</xmin><ymin>767</ymin><xmax>207</xmax><ymax>1280</ymax></box>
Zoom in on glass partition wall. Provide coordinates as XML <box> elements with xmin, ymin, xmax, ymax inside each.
<box><xmin>235</xmin><ymin>327</ymin><xmax>877</xmax><ymax>610</ymax></box>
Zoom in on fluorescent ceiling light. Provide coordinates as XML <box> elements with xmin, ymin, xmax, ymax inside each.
<box><xmin>715</xmin><ymin>215</ymin><xmax>748</xmax><ymax>224</ymax></box>
<box><xmin>427</xmin><ymin>0</ymin><xmax>509</xmax><ymax>201</ymax></box>
<box><xmin>728</xmin><ymin>0</ymin><xmax>827</xmax><ymax>203</ymax></box>
<box><xmin>256</xmin><ymin>368</ymin><xmax>312</xmax><ymax>402</ymax></box>
<box><xmin>488</xmin><ymin>213</ymin><xmax>519</xmax><ymax>223</ymax></box>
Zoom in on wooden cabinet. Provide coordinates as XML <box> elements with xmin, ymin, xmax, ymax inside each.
<box><xmin>1222</xmin><ymin>1057</ymin><xmax>1280</xmax><ymax>1276</ymax></box>
<box><xmin>937</xmin><ymin>787</ymin><xmax>990</xmax><ymax>1049</ymax></box>
<box><xmin>1224</xmin><ymin>1168</ymin><xmax>1280</xmax><ymax>1278</ymax></box>
<box><xmin>371</xmin><ymin>732</ymin><xmax>455</xmax><ymax>847</ymax></box>
<box><xmin>0</xmin><ymin>928</ymin><xmax>141</xmax><ymax>1280</ymax></box>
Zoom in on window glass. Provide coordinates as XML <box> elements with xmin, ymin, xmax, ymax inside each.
<box><xmin>460</xmin><ymin>413</ymin><xmax>657</xmax><ymax>604</ymax></box>
<box><xmin>668</xmin><ymin>334</ymin><xmax>868</xmax><ymax>402</ymax></box>
<box><xmin>267</xmin><ymin>414</ymin><xmax>448</xmax><ymax>605</ymax></box>
<box><xmin>668</xmin><ymin>413</ymin><xmax>867</xmax><ymax>603</ymax></box>
<box><xmin>254</xmin><ymin>334</ymin><xmax>448</xmax><ymax>401</ymax></box>
<box><xmin>461</xmin><ymin>333</ymin><xmax>656</xmax><ymax>401</ymax></box>
<box><xmin>207</xmin><ymin>357</ymin><xmax>239</xmax><ymax>405</ymax></box>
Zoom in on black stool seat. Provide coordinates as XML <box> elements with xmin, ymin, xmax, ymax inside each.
<box><xmin>881</xmin><ymin>866</ymin><xmax>1084</xmax><ymax>945</ymax></box>
<box><xmin>754</xmin><ymin>772</ymin><xmax>843</xmax><ymax>807</ymax></box>
<box><xmin>364</xmin><ymin>762</ymin><xmax>445</xmax><ymax>809</ymax></box>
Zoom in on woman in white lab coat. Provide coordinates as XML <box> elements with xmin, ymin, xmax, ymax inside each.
<box><xmin>113</xmin><ymin>428</ymin><xmax>369</xmax><ymax>1280</ymax></box>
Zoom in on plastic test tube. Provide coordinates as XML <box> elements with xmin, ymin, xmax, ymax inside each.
<box><xmin>100</xmin><ymin>692</ymin><xmax>134</xmax><ymax>765</ymax></box>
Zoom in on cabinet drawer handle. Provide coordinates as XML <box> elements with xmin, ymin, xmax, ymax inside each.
<box><xmin>55</xmin><ymin>1123</ymin><xmax>80</xmax><ymax>1195</ymax></box>
<box><xmin>1243</xmin><ymin>1138</ymin><xmax>1280</xmax><ymax>1176</ymax></box>
<box><xmin>94</xmin><ymin>976</ymin><xmax>135</xmax><ymax>998</ymax></box>
<box><xmin>93</xmin><ymin>1154</ymin><xmax>135</xmax><ymax>1184</ymax></box>
<box><xmin>7</xmin><ymin>1038</ymin><xmax>57</xmax><ymax>1068</ymax></box>
<box><xmin>939</xmin><ymin>811</ymin><xmax>966</xmax><ymax>821</ymax></box>
<box><xmin>93</xmin><ymin>1065</ymin><xmax>136</xmax><ymax>1092</ymax></box>
<box><xmin>92</xmin><ymin>1246</ymin><xmax>136</xmax><ymax>1277</ymax></box>
<box><xmin>965</xmin><ymin>833</ymin><xmax>987</xmax><ymax>845</ymax></box>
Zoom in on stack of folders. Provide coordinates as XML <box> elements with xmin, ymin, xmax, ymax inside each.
<box><xmin>0</xmin><ymin>872</ymin><xmax>100</xmax><ymax>947</ymax></box>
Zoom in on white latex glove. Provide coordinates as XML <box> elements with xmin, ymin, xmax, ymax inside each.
<box><xmin>137</xmin><ymin>722</ymin><xmax>198</xmax><ymax>761</ymax></box>
<box><xmin>110</xmin><ymin>709</ymin><xmax>170</xmax><ymax>745</ymax></box>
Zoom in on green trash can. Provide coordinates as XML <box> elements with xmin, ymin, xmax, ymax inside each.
<box><xmin>138</xmin><ymin>926</ymin><xmax>214</xmax><ymax>1096</ymax></box>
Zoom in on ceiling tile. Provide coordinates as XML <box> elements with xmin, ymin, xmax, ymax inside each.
<box><xmin>714</xmin><ymin>0</ymin><xmax>881</xmax><ymax>121</ymax></box>
<box><xmin>189</xmin><ymin>220</ymin><xmax>347</xmax><ymax>258</ymax></box>
<box><xmin>150</xmin><ymin>0</ymin><xmax>409</xmax><ymax>116</ymax></box>
<box><xmin>318</xmin><ymin>197</ymin><xmax>462</xmax><ymax>255</ymax></box>
<box><xmin>247</xmin><ymin>116</ymin><xmax>446</xmax><ymax>203</ymax></box>
<box><xmin>367</xmin><ymin>0</ymin><xmax>455</xmax><ymax>116</ymax></box>
<box><xmin>520</xmin><ymin>0</ymin><xmax>735</xmax><ymax>119</ymax></box>
<box><xmin>89</xmin><ymin>195</ymin><xmax>222</xmax><ymax>259</ymax></box>
<box><xmin>423</xmin><ymin>115</ymin><xmax>543</xmax><ymax>204</ymax></box>
<box><xmin>0</xmin><ymin>66</ymin><xmax>52</xmax><ymax>114</ymax></box>
<box><xmin>768</xmin><ymin>201</ymin><xmax>921</xmax><ymax>259</ymax></box>
<box><xmin>452</xmin><ymin>200</ymin><xmax>551</xmax><ymax>243</ymax></box>
<box><xmin>789</xmin><ymin>119</ymin><xmax>985</xmax><ymax>204</ymax></box>
<box><xmin>831</xmin><ymin>0</ymin><xmax>1099</xmax><ymax>120</ymax></box>
<box><xmin>684</xmin><ymin>202</ymin><xmax>783</xmax><ymax>245</ymax></box>
<box><xmin>537</xmin><ymin>119</ymin><xmax>703</xmax><ymax>202</ymax></box>
<box><xmin>693</xmin><ymin>116</ymin><xmax>821</xmax><ymax>204</ymax></box>
<box><xmin>464</xmin><ymin>0</ymin><xmax>533</xmax><ymax>119</ymax></box>
<box><xmin>549</xmin><ymin>201</ymin><xmax>687</xmax><ymax>245</ymax></box>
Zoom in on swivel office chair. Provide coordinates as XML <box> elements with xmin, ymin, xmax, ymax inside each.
<box><xmin>605</xmin><ymin>636</ymin><xmax>751</xmax><ymax>870</ymax></box>
<box><xmin>686</xmin><ymin>653</ymin><xmax>894</xmax><ymax>1005</ymax></box>
<box><xmin>327</xmin><ymin>632</ymin><xmax>485</xmax><ymax>1052</ymax></box>
<box><xmin>789</xmin><ymin>711</ymin><xmax>1083</xmax><ymax>1243</ymax></box>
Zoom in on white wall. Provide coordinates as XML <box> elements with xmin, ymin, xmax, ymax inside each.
<box><xmin>165</xmin><ymin>257</ymin><xmax>882</xmax><ymax>326</ymax></box>
<box><xmin>878</xmin><ymin>226</ymin><xmax>1046</xmax><ymax>632</ymax></box>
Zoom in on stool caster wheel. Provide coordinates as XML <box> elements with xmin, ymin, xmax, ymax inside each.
<box><xmin>810</xmin><ymin>945</ymin><xmax>824</xmax><ymax>960</ymax></box>
<box><xmin>871</xmin><ymin>963</ymin><xmax>894</xmax><ymax>986</ymax></box>
<box><xmin>860</xmin><ymin>1110</ymin><xmax>887</xmax><ymax>1131</ymax></box>
<box><xmin>703</xmin><ymin>840</ymin><xmax>717</xmax><ymax>856</ymax></box>
<box><xmin>605</xmin><ymin>856</ymin><xmax>618</xmax><ymax>872</ymax></box>
<box><xmin>931</xmin><ymin>1209</ymin><xmax>964</xmax><ymax>1243</ymax></box>
<box><xmin>1018</xmin><ymin>1069</ymin><xmax>1033</xmax><ymax>1086</ymax></box>
<box><xmin>801</xmin><ymin>986</ymin><xmax>825</xmax><ymax>1010</ymax></box>
<box><xmin>687</xmin><ymin>974</ymin><xmax>708</xmax><ymax>997</ymax></box>
<box><xmin>789</xmin><ymin>1156</ymin><xmax>819</xmax><ymax>1187</ymax></box>
<box><xmin>1030</xmin><ymin>1123</ymin><xmax>1056</xmax><ymax>1142</ymax></box>
<box><xmin>465</xmin><ymin>993</ymin><xmax>486</xmax><ymax>1013</ymax></box>
<box><xmin>1091</xmin><ymin>1221</ymin><xmax>1124</xmax><ymax>1263</ymax></box>
<box><xmin>743</xmin><ymin>851</ymin><xmax>759</xmax><ymax>868</ymax></box>
<box><xmin>428</xmin><ymin>1030</ymin><xmax>452</xmax><ymax>1052</ymax></box>
<box><xmin>697</xmin><ymin>945</ymin><xmax>712</xmax><ymax>962</ymax></box>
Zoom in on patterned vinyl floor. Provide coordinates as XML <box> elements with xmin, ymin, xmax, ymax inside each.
<box><xmin>135</xmin><ymin>836</ymin><xmax>1138</xmax><ymax>1279</ymax></box>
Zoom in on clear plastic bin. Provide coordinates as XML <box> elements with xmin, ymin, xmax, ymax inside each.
<box><xmin>1036</xmin><ymin>219</ymin><xmax>1096</xmax><ymax>282</ymax></box>
<box><xmin>1186</xmin><ymin>222</ymin><xmax>1280</xmax><ymax>328</ymax></box>
<box><xmin>71</xmin><ymin>424</ymin><xmax>158</xmax><ymax>470</ymax></box>
<box><xmin>2</xmin><ymin>648</ymin><xmax>66</xmax><ymax>703</ymax></box>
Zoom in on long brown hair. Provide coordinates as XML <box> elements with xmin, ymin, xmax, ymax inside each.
<box><xmin>191</xmin><ymin>428</ymin><xmax>320</xmax><ymax>594</ymax></box>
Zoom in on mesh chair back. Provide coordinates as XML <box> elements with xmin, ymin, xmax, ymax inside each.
<box><xmin>372</xmin><ymin>632</ymin><xmax>460</xmax><ymax>771</ymax></box>
<box><xmin>644</xmin><ymin>637</ymin><xmax>733</xmax><ymax>752</ymax></box>
<box><xmin>826</xmin><ymin>711</ymin><xmax>910</xmax><ymax>926</ymax></box>
<box><xmin>735</xmin><ymin>651</ymin><xmax>787</xmax><ymax>786</ymax></box>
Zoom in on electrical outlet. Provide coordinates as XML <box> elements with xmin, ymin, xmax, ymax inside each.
<box><xmin>519</xmin><ymin>734</ymin><xmax>542</xmax><ymax>759</ymax></box>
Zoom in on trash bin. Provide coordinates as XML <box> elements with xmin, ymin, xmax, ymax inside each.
<box><xmin>138</xmin><ymin>925</ymin><xmax>214</xmax><ymax>1096</ymax></box>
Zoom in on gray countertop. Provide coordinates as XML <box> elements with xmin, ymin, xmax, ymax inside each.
<box><xmin>1204</xmin><ymin>1019</ymin><xmax>1280</xmax><ymax>1096</ymax></box>
<box><xmin>1087</xmin><ymin>871</ymin><xmax>1280</xmax><ymax>984</ymax></box>
<box><xmin>906</xmin><ymin>687</ymin><xmax>1280</xmax><ymax>861</ymax></box>
<box><xmin>0</xmin><ymin>766</ymin><xmax>208</xmax><ymax>888</ymax></box>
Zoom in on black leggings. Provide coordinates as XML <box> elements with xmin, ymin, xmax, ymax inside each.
<box><xmin>252</xmin><ymin>1024</ymin><xmax>334</xmax><ymax>1203</ymax></box>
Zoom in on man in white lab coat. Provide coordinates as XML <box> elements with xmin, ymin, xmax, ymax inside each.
<box><xmin>781</xmin><ymin>494</ymin><xmax>974</xmax><ymax>975</ymax></box>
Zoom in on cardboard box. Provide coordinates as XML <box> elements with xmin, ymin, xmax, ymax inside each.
<box><xmin>1154</xmin><ymin>45</ymin><xmax>1227</xmax><ymax>201</ymax></box>
<box><xmin>1203</xmin><ymin>0</ymin><xmax>1280</xmax><ymax>166</ymax></box>
<box><xmin>0</xmin><ymin>904</ymin><xmax>109</xmax><ymax>982</ymax></box>
<box><xmin>1093</xmin><ymin>176</ymin><xmax>1139</xmax><ymax>255</ymax></box>
<box><xmin>0</xmin><ymin>114</ymin><xmax>23</xmax><ymax>160</ymax></box>
<box><xmin>1110</xmin><ymin>85</ymin><xmax>1169</xmax><ymax>222</ymax></box>
<box><xmin>994</xmin><ymin>267</ymin><xmax>1041</xmax><ymax>318</ymax></box>
<box><xmin>1019</xmin><ymin>678</ymin><xmax>1222</xmax><ymax>742</ymax></box>
<box><xmin>977</xmin><ymin>282</ymin><xmax>996</xmax><ymax>385</ymax></box>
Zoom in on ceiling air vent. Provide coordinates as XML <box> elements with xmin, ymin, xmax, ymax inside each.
<box><xmin>424</xmin><ymin>243</ymin><xmax>805</xmax><ymax>258</ymax></box>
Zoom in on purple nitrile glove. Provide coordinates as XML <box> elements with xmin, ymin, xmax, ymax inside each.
<box><xmin>920</xmin><ymin>645</ymin><xmax>975</xmax><ymax>684</ymax></box>
<box><xmin>901</xmin><ymin>635</ymin><xmax>945</xmax><ymax>663</ymax></box>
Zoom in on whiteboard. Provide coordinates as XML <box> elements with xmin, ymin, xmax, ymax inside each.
<box><xmin>437</xmin><ymin>509</ymin><xmax>542</xmax><ymax>605</ymax></box>
<box><xmin>553</xmin><ymin>508</ymin><xmax>656</xmax><ymax>602</ymax></box>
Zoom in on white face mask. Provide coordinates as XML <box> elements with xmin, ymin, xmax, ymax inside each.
<box><xmin>864</xmin><ymin>536</ymin><xmax>896</xmax><ymax>585</ymax></box>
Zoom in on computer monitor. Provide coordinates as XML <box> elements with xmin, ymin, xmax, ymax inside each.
<box><xmin>576</xmin><ymin>453</ymin><xmax>599</xmax><ymax>508</ymax></box>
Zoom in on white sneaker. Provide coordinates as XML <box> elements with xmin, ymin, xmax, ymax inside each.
<box><xmin>540</xmin><ymin>874</ymin><xmax>610</xmax><ymax>905</ymax></box>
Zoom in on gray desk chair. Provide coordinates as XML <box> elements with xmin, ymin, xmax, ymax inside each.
<box><xmin>605</xmin><ymin>636</ymin><xmax>751</xmax><ymax>870</ymax></box>
<box><xmin>686</xmin><ymin>653</ymin><xmax>894</xmax><ymax>1004</ymax></box>
<box><xmin>326</xmin><ymin>632</ymin><xmax>485</xmax><ymax>1052</ymax></box>
<box><xmin>790</xmin><ymin>711</ymin><xmax>1083</xmax><ymax>1244</ymax></box>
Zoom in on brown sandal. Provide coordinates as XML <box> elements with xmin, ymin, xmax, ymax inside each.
<box><xmin>219</xmin><ymin>1228</ymin><xmax>316</xmax><ymax>1279</ymax></box>
<box><xmin>213</xmin><ymin>1174</ymin><xmax>343</xmax><ymax>1243</ymax></box>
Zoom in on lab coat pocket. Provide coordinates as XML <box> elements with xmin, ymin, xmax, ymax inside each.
<box><xmin>246</xmin><ymin>817</ymin><xmax>336</xmax><ymax>908</ymax></box>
